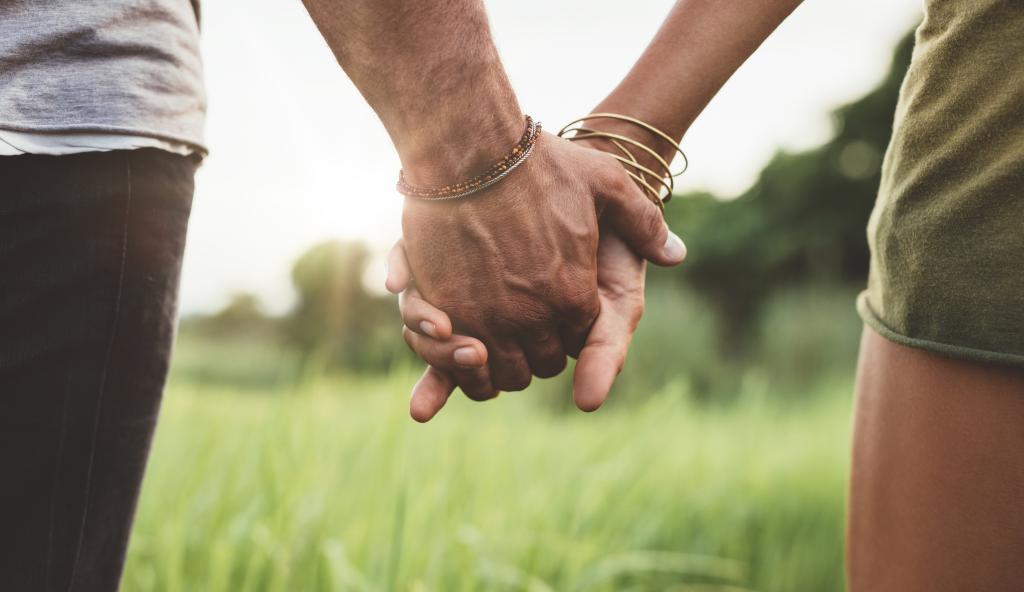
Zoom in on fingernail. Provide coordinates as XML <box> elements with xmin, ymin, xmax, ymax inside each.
<box><xmin>420</xmin><ymin>321</ymin><xmax>438</xmax><ymax>338</ymax></box>
<box><xmin>663</xmin><ymin>230</ymin><xmax>687</xmax><ymax>262</ymax></box>
<box><xmin>454</xmin><ymin>346</ymin><xmax>481</xmax><ymax>366</ymax></box>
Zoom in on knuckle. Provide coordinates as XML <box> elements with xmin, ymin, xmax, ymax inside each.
<box><xmin>606</xmin><ymin>173</ymin><xmax>627</xmax><ymax>196</ymax></box>
<box><xmin>462</xmin><ymin>384</ymin><xmax>497</xmax><ymax>401</ymax></box>
<box><xmin>600</xmin><ymin>159</ymin><xmax>630</xmax><ymax>193</ymax></box>
<box><xmin>494</xmin><ymin>301</ymin><xmax>550</xmax><ymax>336</ymax></box>
<box><xmin>507</xmin><ymin>376</ymin><xmax>533</xmax><ymax>392</ymax></box>
<box><xmin>565</xmin><ymin>290</ymin><xmax>599</xmax><ymax>327</ymax></box>
<box><xmin>641</xmin><ymin>207</ymin><xmax>665</xmax><ymax>238</ymax></box>
<box><xmin>533</xmin><ymin>355</ymin><xmax>567</xmax><ymax>379</ymax></box>
<box><xmin>564</xmin><ymin>283</ymin><xmax>597</xmax><ymax>310</ymax></box>
<box><xmin>455</xmin><ymin>369</ymin><xmax>493</xmax><ymax>401</ymax></box>
<box><xmin>494</xmin><ymin>369</ymin><xmax>532</xmax><ymax>392</ymax></box>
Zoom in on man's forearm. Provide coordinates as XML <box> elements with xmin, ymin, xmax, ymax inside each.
<box><xmin>301</xmin><ymin>0</ymin><xmax>524</xmax><ymax>185</ymax></box>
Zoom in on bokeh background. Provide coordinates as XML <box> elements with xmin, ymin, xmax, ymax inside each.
<box><xmin>126</xmin><ymin>0</ymin><xmax>923</xmax><ymax>590</ymax></box>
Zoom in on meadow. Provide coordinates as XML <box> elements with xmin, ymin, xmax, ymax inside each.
<box><xmin>122</xmin><ymin>370</ymin><xmax>854</xmax><ymax>592</ymax></box>
<box><xmin>119</xmin><ymin>22</ymin><xmax>909</xmax><ymax>590</ymax></box>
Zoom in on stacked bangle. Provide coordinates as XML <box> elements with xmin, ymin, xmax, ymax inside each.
<box><xmin>557</xmin><ymin>112</ymin><xmax>687</xmax><ymax>209</ymax></box>
<box><xmin>397</xmin><ymin>115</ymin><xmax>541</xmax><ymax>201</ymax></box>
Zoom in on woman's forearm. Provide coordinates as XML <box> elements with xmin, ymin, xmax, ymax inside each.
<box><xmin>589</xmin><ymin>0</ymin><xmax>804</xmax><ymax>171</ymax></box>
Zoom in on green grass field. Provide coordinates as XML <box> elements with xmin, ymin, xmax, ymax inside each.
<box><xmin>123</xmin><ymin>374</ymin><xmax>853</xmax><ymax>592</ymax></box>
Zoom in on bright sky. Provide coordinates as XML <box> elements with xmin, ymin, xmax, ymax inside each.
<box><xmin>181</xmin><ymin>0</ymin><xmax>921</xmax><ymax>315</ymax></box>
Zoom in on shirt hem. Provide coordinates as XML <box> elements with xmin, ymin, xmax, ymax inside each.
<box><xmin>0</xmin><ymin>122</ymin><xmax>207</xmax><ymax>156</ymax></box>
<box><xmin>857</xmin><ymin>292</ymin><xmax>1024</xmax><ymax>368</ymax></box>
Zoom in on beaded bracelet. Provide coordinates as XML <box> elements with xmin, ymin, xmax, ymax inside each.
<box><xmin>557</xmin><ymin>113</ymin><xmax>687</xmax><ymax>208</ymax></box>
<box><xmin>396</xmin><ymin>116</ymin><xmax>541</xmax><ymax>201</ymax></box>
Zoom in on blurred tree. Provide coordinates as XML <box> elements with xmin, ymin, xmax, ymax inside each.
<box><xmin>287</xmin><ymin>240</ymin><xmax>397</xmax><ymax>371</ymax></box>
<box><xmin>207</xmin><ymin>292</ymin><xmax>267</xmax><ymax>330</ymax></box>
<box><xmin>174</xmin><ymin>293</ymin><xmax>300</xmax><ymax>390</ymax></box>
<box><xmin>181</xmin><ymin>291</ymin><xmax>279</xmax><ymax>339</ymax></box>
<box><xmin>659</xmin><ymin>32</ymin><xmax>916</xmax><ymax>350</ymax></box>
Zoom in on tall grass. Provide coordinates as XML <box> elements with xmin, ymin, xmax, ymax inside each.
<box><xmin>124</xmin><ymin>373</ymin><xmax>852</xmax><ymax>591</ymax></box>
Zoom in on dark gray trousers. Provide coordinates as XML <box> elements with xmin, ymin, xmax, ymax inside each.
<box><xmin>0</xmin><ymin>149</ymin><xmax>196</xmax><ymax>591</ymax></box>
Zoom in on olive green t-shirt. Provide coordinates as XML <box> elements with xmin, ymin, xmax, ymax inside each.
<box><xmin>858</xmin><ymin>0</ymin><xmax>1024</xmax><ymax>366</ymax></box>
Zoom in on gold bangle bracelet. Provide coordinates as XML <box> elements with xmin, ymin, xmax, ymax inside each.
<box><xmin>582</xmin><ymin>132</ymin><xmax>676</xmax><ymax>198</ymax></box>
<box><xmin>558</xmin><ymin>131</ymin><xmax>675</xmax><ymax>207</ymax></box>
<box><xmin>557</xmin><ymin>125</ymin><xmax>675</xmax><ymax>180</ymax></box>
<box><xmin>582</xmin><ymin>133</ymin><xmax>669</xmax><ymax>207</ymax></box>
<box><xmin>564</xmin><ymin>127</ymin><xmax>676</xmax><ymax>192</ymax></box>
<box><xmin>562</xmin><ymin>128</ymin><xmax>668</xmax><ymax>207</ymax></box>
<box><xmin>559</xmin><ymin>112</ymin><xmax>688</xmax><ymax>177</ymax></box>
<box><xmin>557</xmin><ymin>113</ymin><xmax>687</xmax><ymax>209</ymax></box>
<box><xmin>604</xmin><ymin>152</ymin><xmax>674</xmax><ymax>202</ymax></box>
<box><xmin>623</xmin><ymin>169</ymin><xmax>667</xmax><ymax>210</ymax></box>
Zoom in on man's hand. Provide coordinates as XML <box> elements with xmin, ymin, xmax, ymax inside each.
<box><xmin>387</xmin><ymin>218</ymin><xmax>661</xmax><ymax>422</ymax></box>
<box><xmin>401</xmin><ymin>133</ymin><xmax>683</xmax><ymax>395</ymax></box>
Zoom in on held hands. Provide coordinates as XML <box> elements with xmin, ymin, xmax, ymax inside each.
<box><xmin>388</xmin><ymin>226</ymin><xmax>651</xmax><ymax>421</ymax></box>
<box><xmin>393</xmin><ymin>133</ymin><xmax>685</xmax><ymax>420</ymax></box>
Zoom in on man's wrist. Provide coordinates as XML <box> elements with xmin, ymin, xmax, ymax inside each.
<box><xmin>303</xmin><ymin>0</ymin><xmax>529</xmax><ymax>188</ymax></box>
<box><xmin>394</xmin><ymin>95</ymin><xmax>525</xmax><ymax>188</ymax></box>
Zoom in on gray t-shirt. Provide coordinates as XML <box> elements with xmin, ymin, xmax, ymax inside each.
<box><xmin>0</xmin><ymin>0</ymin><xmax>207</xmax><ymax>152</ymax></box>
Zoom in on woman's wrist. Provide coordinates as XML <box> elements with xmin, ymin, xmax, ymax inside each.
<box><xmin>565</xmin><ymin>105</ymin><xmax>690</xmax><ymax>199</ymax></box>
<box><xmin>583</xmin><ymin>102</ymin><xmax>690</xmax><ymax>174</ymax></box>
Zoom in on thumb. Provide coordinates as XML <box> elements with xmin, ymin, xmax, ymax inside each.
<box><xmin>596</xmin><ymin>169</ymin><xmax>686</xmax><ymax>267</ymax></box>
<box><xmin>385</xmin><ymin>239</ymin><xmax>412</xmax><ymax>294</ymax></box>
<box><xmin>572</xmin><ymin>301</ymin><xmax>634</xmax><ymax>412</ymax></box>
<box><xmin>410</xmin><ymin>366</ymin><xmax>456</xmax><ymax>422</ymax></box>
